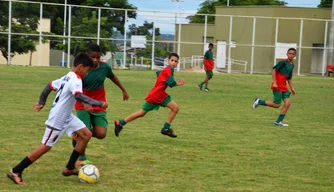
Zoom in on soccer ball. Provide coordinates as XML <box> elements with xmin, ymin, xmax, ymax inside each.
<box><xmin>78</xmin><ymin>164</ymin><xmax>100</xmax><ymax>183</ymax></box>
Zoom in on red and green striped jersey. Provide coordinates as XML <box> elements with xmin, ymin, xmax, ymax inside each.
<box><xmin>145</xmin><ymin>65</ymin><xmax>176</xmax><ymax>104</ymax></box>
<box><xmin>75</xmin><ymin>62</ymin><xmax>114</xmax><ymax>112</ymax></box>
<box><xmin>271</xmin><ymin>60</ymin><xmax>294</xmax><ymax>92</ymax></box>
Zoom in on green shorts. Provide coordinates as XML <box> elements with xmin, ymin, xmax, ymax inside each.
<box><xmin>141</xmin><ymin>95</ymin><xmax>172</xmax><ymax>112</ymax></box>
<box><xmin>206</xmin><ymin>70</ymin><xmax>213</xmax><ymax>76</ymax></box>
<box><xmin>272</xmin><ymin>91</ymin><xmax>291</xmax><ymax>104</ymax></box>
<box><xmin>76</xmin><ymin>110</ymin><xmax>108</xmax><ymax>129</ymax></box>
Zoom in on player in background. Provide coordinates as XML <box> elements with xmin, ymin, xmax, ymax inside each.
<box><xmin>7</xmin><ymin>53</ymin><xmax>108</xmax><ymax>185</ymax></box>
<box><xmin>198</xmin><ymin>43</ymin><xmax>214</xmax><ymax>91</ymax></box>
<box><xmin>73</xmin><ymin>44</ymin><xmax>129</xmax><ymax>166</ymax></box>
<box><xmin>253</xmin><ymin>48</ymin><xmax>297</xmax><ymax>126</ymax></box>
<box><xmin>114</xmin><ymin>53</ymin><xmax>185</xmax><ymax>138</ymax></box>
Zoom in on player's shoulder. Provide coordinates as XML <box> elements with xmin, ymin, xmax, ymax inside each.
<box><xmin>99</xmin><ymin>62</ymin><xmax>111</xmax><ymax>69</ymax></box>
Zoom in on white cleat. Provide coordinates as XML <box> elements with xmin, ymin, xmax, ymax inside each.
<box><xmin>275</xmin><ymin>121</ymin><xmax>289</xmax><ymax>127</ymax></box>
<box><xmin>253</xmin><ymin>98</ymin><xmax>260</xmax><ymax>109</ymax></box>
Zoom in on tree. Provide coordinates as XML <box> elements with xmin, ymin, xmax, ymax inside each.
<box><xmin>0</xmin><ymin>1</ymin><xmax>46</xmax><ymax>62</ymax></box>
<box><xmin>318</xmin><ymin>0</ymin><xmax>332</xmax><ymax>8</ymax></box>
<box><xmin>188</xmin><ymin>0</ymin><xmax>287</xmax><ymax>24</ymax></box>
<box><xmin>36</xmin><ymin>0</ymin><xmax>137</xmax><ymax>55</ymax></box>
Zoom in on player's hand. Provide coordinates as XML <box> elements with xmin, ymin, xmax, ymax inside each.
<box><xmin>83</xmin><ymin>103</ymin><xmax>93</xmax><ymax>112</ymax></box>
<box><xmin>122</xmin><ymin>91</ymin><xmax>129</xmax><ymax>101</ymax></box>
<box><xmin>177</xmin><ymin>78</ymin><xmax>185</xmax><ymax>86</ymax></box>
<box><xmin>101</xmin><ymin>102</ymin><xmax>108</xmax><ymax>109</ymax></box>
<box><xmin>33</xmin><ymin>103</ymin><xmax>44</xmax><ymax>112</ymax></box>
<box><xmin>272</xmin><ymin>82</ymin><xmax>278</xmax><ymax>90</ymax></box>
<box><xmin>291</xmin><ymin>88</ymin><xmax>296</xmax><ymax>96</ymax></box>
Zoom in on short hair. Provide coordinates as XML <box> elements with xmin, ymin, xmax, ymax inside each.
<box><xmin>287</xmin><ymin>48</ymin><xmax>296</xmax><ymax>53</ymax></box>
<box><xmin>168</xmin><ymin>52</ymin><xmax>179</xmax><ymax>60</ymax></box>
<box><xmin>209</xmin><ymin>43</ymin><xmax>214</xmax><ymax>47</ymax></box>
<box><xmin>87</xmin><ymin>44</ymin><xmax>101</xmax><ymax>53</ymax></box>
<box><xmin>73</xmin><ymin>53</ymin><xmax>94</xmax><ymax>68</ymax></box>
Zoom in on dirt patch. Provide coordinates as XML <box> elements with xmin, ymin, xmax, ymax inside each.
<box><xmin>183</xmin><ymin>66</ymin><xmax>204</xmax><ymax>73</ymax></box>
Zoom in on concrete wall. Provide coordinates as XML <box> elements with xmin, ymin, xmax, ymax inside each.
<box><xmin>0</xmin><ymin>18</ymin><xmax>51</xmax><ymax>66</ymax></box>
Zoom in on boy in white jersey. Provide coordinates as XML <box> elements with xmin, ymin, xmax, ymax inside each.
<box><xmin>7</xmin><ymin>53</ymin><xmax>108</xmax><ymax>185</ymax></box>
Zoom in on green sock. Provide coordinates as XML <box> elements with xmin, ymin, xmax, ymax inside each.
<box><xmin>163</xmin><ymin>122</ymin><xmax>171</xmax><ymax>129</ymax></box>
<box><xmin>276</xmin><ymin>114</ymin><xmax>286</xmax><ymax>123</ymax></box>
<box><xmin>200</xmin><ymin>82</ymin><xmax>204</xmax><ymax>86</ymax></box>
<box><xmin>205</xmin><ymin>86</ymin><xmax>208</xmax><ymax>89</ymax></box>
<box><xmin>78</xmin><ymin>155</ymin><xmax>87</xmax><ymax>161</ymax></box>
<box><xmin>259</xmin><ymin>99</ymin><xmax>267</xmax><ymax>106</ymax></box>
<box><xmin>120</xmin><ymin>119</ymin><xmax>126</xmax><ymax>126</ymax></box>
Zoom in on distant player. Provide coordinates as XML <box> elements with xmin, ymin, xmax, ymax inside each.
<box><xmin>198</xmin><ymin>43</ymin><xmax>214</xmax><ymax>91</ymax></box>
<box><xmin>114</xmin><ymin>53</ymin><xmax>185</xmax><ymax>138</ymax></box>
<box><xmin>253</xmin><ymin>48</ymin><xmax>297</xmax><ymax>126</ymax></box>
<box><xmin>7</xmin><ymin>53</ymin><xmax>108</xmax><ymax>184</ymax></box>
<box><xmin>73</xmin><ymin>44</ymin><xmax>129</xmax><ymax>166</ymax></box>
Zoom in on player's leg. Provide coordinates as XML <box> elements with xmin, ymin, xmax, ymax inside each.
<box><xmin>275</xmin><ymin>92</ymin><xmax>291</xmax><ymax>127</ymax></box>
<box><xmin>253</xmin><ymin>91</ymin><xmax>282</xmax><ymax>109</ymax></box>
<box><xmin>74</xmin><ymin>110</ymin><xmax>92</xmax><ymax>165</ymax></box>
<box><xmin>91</xmin><ymin>112</ymin><xmax>108</xmax><ymax>139</ymax></box>
<box><xmin>114</xmin><ymin>102</ymin><xmax>156</xmax><ymax>137</ymax></box>
<box><xmin>63</xmin><ymin>116</ymin><xmax>92</xmax><ymax>176</ymax></box>
<box><xmin>204</xmin><ymin>71</ymin><xmax>213</xmax><ymax>91</ymax></box>
<box><xmin>8</xmin><ymin>127</ymin><xmax>63</xmax><ymax>184</ymax></box>
<box><xmin>161</xmin><ymin>96</ymin><xmax>178</xmax><ymax>138</ymax></box>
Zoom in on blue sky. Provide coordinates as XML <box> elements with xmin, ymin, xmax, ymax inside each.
<box><xmin>128</xmin><ymin>0</ymin><xmax>321</xmax><ymax>12</ymax></box>
<box><xmin>126</xmin><ymin>0</ymin><xmax>322</xmax><ymax>34</ymax></box>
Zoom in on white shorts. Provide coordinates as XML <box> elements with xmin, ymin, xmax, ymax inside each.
<box><xmin>41</xmin><ymin>115</ymin><xmax>86</xmax><ymax>147</ymax></box>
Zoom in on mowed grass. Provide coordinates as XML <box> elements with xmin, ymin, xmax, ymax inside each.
<box><xmin>0</xmin><ymin>65</ymin><xmax>333</xmax><ymax>192</ymax></box>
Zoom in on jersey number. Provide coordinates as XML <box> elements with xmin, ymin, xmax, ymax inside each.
<box><xmin>54</xmin><ymin>83</ymin><xmax>65</xmax><ymax>103</ymax></box>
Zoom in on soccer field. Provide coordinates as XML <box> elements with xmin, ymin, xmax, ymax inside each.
<box><xmin>0</xmin><ymin>65</ymin><xmax>333</xmax><ymax>192</ymax></box>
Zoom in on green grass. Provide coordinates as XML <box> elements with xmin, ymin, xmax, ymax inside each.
<box><xmin>0</xmin><ymin>65</ymin><xmax>333</xmax><ymax>192</ymax></box>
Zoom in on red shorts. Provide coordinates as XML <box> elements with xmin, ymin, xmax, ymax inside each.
<box><xmin>205</xmin><ymin>60</ymin><xmax>214</xmax><ymax>71</ymax></box>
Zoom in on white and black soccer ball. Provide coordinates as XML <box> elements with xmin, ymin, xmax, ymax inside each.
<box><xmin>78</xmin><ymin>164</ymin><xmax>100</xmax><ymax>183</ymax></box>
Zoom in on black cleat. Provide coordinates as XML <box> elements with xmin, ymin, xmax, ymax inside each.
<box><xmin>114</xmin><ymin>120</ymin><xmax>123</xmax><ymax>137</ymax></box>
<box><xmin>198</xmin><ymin>84</ymin><xmax>203</xmax><ymax>91</ymax></box>
<box><xmin>161</xmin><ymin>128</ymin><xmax>177</xmax><ymax>138</ymax></box>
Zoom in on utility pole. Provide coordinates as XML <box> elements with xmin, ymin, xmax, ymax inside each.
<box><xmin>227</xmin><ymin>0</ymin><xmax>229</xmax><ymax>6</ymax></box>
<box><xmin>327</xmin><ymin>0</ymin><xmax>334</xmax><ymax>65</ymax></box>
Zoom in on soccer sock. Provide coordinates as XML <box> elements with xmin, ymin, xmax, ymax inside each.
<box><xmin>163</xmin><ymin>122</ymin><xmax>171</xmax><ymax>129</ymax></box>
<box><xmin>12</xmin><ymin>156</ymin><xmax>33</xmax><ymax>174</ymax></box>
<box><xmin>66</xmin><ymin>150</ymin><xmax>80</xmax><ymax>170</ymax></box>
<box><xmin>78</xmin><ymin>155</ymin><xmax>87</xmax><ymax>161</ymax></box>
<box><xmin>259</xmin><ymin>99</ymin><xmax>267</xmax><ymax>106</ymax></box>
<box><xmin>276</xmin><ymin>114</ymin><xmax>286</xmax><ymax>123</ymax></box>
<box><xmin>120</xmin><ymin>119</ymin><xmax>127</xmax><ymax>126</ymax></box>
<box><xmin>205</xmin><ymin>86</ymin><xmax>208</xmax><ymax>89</ymax></box>
<box><xmin>200</xmin><ymin>82</ymin><xmax>204</xmax><ymax>86</ymax></box>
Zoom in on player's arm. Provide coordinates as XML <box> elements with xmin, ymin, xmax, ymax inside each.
<box><xmin>107</xmin><ymin>67</ymin><xmax>129</xmax><ymax>101</ymax></box>
<box><xmin>33</xmin><ymin>83</ymin><xmax>54</xmax><ymax>112</ymax></box>
<box><xmin>75</xmin><ymin>93</ymin><xmax>108</xmax><ymax>108</ymax></box>
<box><xmin>271</xmin><ymin>69</ymin><xmax>277</xmax><ymax>89</ymax></box>
<box><xmin>287</xmin><ymin>72</ymin><xmax>296</xmax><ymax>95</ymax></box>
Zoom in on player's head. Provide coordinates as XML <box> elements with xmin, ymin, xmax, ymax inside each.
<box><xmin>286</xmin><ymin>48</ymin><xmax>296</xmax><ymax>61</ymax></box>
<box><xmin>209</xmin><ymin>43</ymin><xmax>214</xmax><ymax>50</ymax></box>
<box><xmin>87</xmin><ymin>44</ymin><xmax>102</xmax><ymax>66</ymax></box>
<box><xmin>168</xmin><ymin>53</ymin><xmax>179</xmax><ymax>68</ymax></box>
<box><xmin>73</xmin><ymin>53</ymin><xmax>94</xmax><ymax>77</ymax></box>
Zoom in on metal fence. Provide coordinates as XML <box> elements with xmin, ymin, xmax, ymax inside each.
<box><xmin>0</xmin><ymin>0</ymin><xmax>332</xmax><ymax>76</ymax></box>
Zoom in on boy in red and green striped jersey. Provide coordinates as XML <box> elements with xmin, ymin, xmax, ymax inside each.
<box><xmin>253</xmin><ymin>48</ymin><xmax>297</xmax><ymax>126</ymax></box>
<box><xmin>114</xmin><ymin>53</ymin><xmax>185</xmax><ymax>138</ymax></box>
<box><xmin>74</xmin><ymin>44</ymin><xmax>129</xmax><ymax>165</ymax></box>
<box><xmin>198</xmin><ymin>43</ymin><xmax>214</xmax><ymax>91</ymax></box>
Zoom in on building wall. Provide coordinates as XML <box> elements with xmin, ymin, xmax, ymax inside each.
<box><xmin>0</xmin><ymin>18</ymin><xmax>51</xmax><ymax>66</ymax></box>
<box><xmin>178</xmin><ymin>7</ymin><xmax>331</xmax><ymax>73</ymax></box>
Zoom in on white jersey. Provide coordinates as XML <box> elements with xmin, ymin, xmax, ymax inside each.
<box><xmin>45</xmin><ymin>71</ymin><xmax>83</xmax><ymax>129</ymax></box>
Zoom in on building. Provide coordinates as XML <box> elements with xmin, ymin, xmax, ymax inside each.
<box><xmin>175</xmin><ymin>6</ymin><xmax>331</xmax><ymax>74</ymax></box>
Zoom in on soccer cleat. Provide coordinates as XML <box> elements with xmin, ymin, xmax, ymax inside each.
<box><xmin>253</xmin><ymin>98</ymin><xmax>260</xmax><ymax>109</ymax></box>
<box><xmin>275</xmin><ymin>121</ymin><xmax>289</xmax><ymax>127</ymax></box>
<box><xmin>161</xmin><ymin>128</ymin><xmax>177</xmax><ymax>138</ymax></box>
<box><xmin>77</xmin><ymin>159</ymin><xmax>92</xmax><ymax>167</ymax></box>
<box><xmin>114</xmin><ymin>120</ymin><xmax>123</xmax><ymax>137</ymax></box>
<box><xmin>62</xmin><ymin>167</ymin><xmax>79</xmax><ymax>176</ymax></box>
<box><xmin>7</xmin><ymin>169</ymin><xmax>25</xmax><ymax>185</ymax></box>
<box><xmin>204</xmin><ymin>88</ymin><xmax>210</xmax><ymax>92</ymax></box>
<box><xmin>198</xmin><ymin>84</ymin><xmax>203</xmax><ymax>91</ymax></box>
